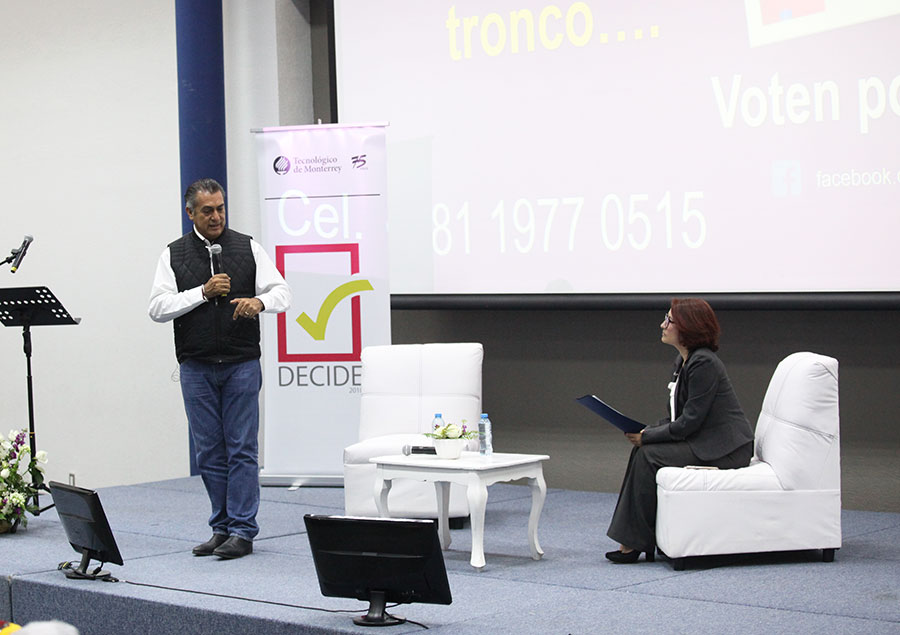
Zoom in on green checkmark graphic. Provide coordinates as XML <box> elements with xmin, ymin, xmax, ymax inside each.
<box><xmin>296</xmin><ymin>279</ymin><xmax>374</xmax><ymax>340</ymax></box>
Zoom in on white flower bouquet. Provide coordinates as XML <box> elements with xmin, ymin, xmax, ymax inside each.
<box><xmin>0</xmin><ymin>429</ymin><xmax>48</xmax><ymax>530</ymax></box>
<box><xmin>424</xmin><ymin>420</ymin><xmax>477</xmax><ymax>440</ymax></box>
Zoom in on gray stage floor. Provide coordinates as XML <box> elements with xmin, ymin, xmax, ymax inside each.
<box><xmin>2</xmin><ymin>477</ymin><xmax>899</xmax><ymax>634</ymax></box>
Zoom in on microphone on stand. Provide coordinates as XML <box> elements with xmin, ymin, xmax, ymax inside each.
<box><xmin>10</xmin><ymin>234</ymin><xmax>33</xmax><ymax>273</ymax></box>
<box><xmin>208</xmin><ymin>244</ymin><xmax>224</xmax><ymax>274</ymax></box>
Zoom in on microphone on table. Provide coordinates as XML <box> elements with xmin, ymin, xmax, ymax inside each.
<box><xmin>10</xmin><ymin>234</ymin><xmax>33</xmax><ymax>273</ymax></box>
<box><xmin>402</xmin><ymin>445</ymin><xmax>437</xmax><ymax>456</ymax></box>
<box><xmin>208</xmin><ymin>243</ymin><xmax>224</xmax><ymax>274</ymax></box>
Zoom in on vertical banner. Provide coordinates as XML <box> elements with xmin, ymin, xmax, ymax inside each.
<box><xmin>253</xmin><ymin>123</ymin><xmax>391</xmax><ymax>484</ymax></box>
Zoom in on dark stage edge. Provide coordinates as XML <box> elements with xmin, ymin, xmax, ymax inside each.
<box><xmin>2</xmin><ymin>477</ymin><xmax>899</xmax><ymax>634</ymax></box>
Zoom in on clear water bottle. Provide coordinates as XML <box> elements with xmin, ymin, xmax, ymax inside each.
<box><xmin>432</xmin><ymin>413</ymin><xmax>443</xmax><ymax>433</ymax></box>
<box><xmin>479</xmin><ymin>413</ymin><xmax>493</xmax><ymax>456</ymax></box>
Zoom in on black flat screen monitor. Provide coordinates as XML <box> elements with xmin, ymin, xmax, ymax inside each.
<box><xmin>49</xmin><ymin>481</ymin><xmax>123</xmax><ymax>581</ymax></box>
<box><xmin>304</xmin><ymin>514</ymin><xmax>452</xmax><ymax>627</ymax></box>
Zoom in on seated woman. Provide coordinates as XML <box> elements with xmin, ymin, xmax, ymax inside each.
<box><xmin>606</xmin><ymin>298</ymin><xmax>754</xmax><ymax>564</ymax></box>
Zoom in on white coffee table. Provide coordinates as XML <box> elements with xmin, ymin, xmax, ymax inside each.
<box><xmin>370</xmin><ymin>451</ymin><xmax>549</xmax><ymax>569</ymax></box>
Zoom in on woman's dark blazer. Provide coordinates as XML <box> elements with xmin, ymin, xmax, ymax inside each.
<box><xmin>640</xmin><ymin>347</ymin><xmax>754</xmax><ymax>461</ymax></box>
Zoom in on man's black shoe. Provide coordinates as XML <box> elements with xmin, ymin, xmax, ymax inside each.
<box><xmin>192</xmin><ymin>534</ymin><xmax>228</xmax><ymax>556</ymax></box>
<box><xmin>213</xmin><ymin>536</ymin><xmax>253</xmax><ymax>559</ymax></box>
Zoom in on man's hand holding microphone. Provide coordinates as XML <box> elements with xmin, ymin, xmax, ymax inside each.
<box><xmin>204</xmin><ymin>243</ymin><xmax>263</xmax><ymax>320</ymax></box>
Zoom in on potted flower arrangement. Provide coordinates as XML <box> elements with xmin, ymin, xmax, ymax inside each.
<box><xmin>424</xmin><ymin>420</ymin><xmax>476</xmax><ymax>459</ymax></box>
<box><xmin>1</xmin><ymin>429</ymin><xmax>48</xmax><ymax>534</ymax></box>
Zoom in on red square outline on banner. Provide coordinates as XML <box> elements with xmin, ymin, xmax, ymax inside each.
<box><xmin>276</xmin><ymin>243</ymin><xmax>363</xmax><ymax>362</ymax></box>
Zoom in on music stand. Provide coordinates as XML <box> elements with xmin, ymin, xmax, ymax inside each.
<box><xmin>0</xmin><ymin>286</ymin><xmax>80</xmax><ymax>512</ymax></box>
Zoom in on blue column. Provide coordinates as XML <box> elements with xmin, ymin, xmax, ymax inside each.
<box><xmin>175</xmin><ymin>0</ymin><xmax>228</xmax><ymax>474</ymax></box>
<box><xmin>176</xmin><ymin>0</ymin><xmax>228</xmax><ymax>236</ymax></box>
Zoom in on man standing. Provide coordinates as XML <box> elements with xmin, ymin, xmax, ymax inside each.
<box><xmin>149</xmin><ymin>178</ymin><xmax>291</xmax><ymax>559</ymax></box>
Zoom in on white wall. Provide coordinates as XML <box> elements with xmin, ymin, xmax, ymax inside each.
<box><xmin>0</xmin><ymin>1</ymin><xmax>186</xmax><ymax>487</ymax></box>
<box><xmin>223</xmin><ymin>0</ymin><xmax>280</xmax><ymax>237</ymax></box>
<box><xmin>0</xmin><ymin>1</ymin><xmax>315</xmax><ymax>489</ymax></box>
<box><xmin>223</xmin><ymin>0</ymin><xmax>315</xmax><ymax>237</ymax></box>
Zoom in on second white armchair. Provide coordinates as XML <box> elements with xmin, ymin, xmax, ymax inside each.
<box><xmin>343</xmin><ymin>342</ymin><xmax>483</xmax><ymax>518</ymax></box>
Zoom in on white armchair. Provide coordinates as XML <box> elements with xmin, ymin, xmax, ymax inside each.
<box><xmin>343</xmin><ymin>343</ymin><xmax>483</xmax><ymax>518</ymax></box>
<box><xmin>656</xmin><ymin>352</ymin><xmax>841</xmax><ymax>570</ymax></box>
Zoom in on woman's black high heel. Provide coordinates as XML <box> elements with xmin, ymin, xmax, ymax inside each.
<box><xmin>605</xmin><ymin>549</ymin><xmax>654</xmax><ymax>564</ymax></box>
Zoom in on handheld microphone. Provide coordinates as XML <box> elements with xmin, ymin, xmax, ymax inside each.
<box><xmin>208</xmin><ymin>244</ymin><xmax>224</xmax><ymax>274</ymax></box>
<box><xmin>10</xmin><ymin>234</ymin><xmax>33</xmax><ymax>273</ymax></box>
<box><xmin>401</xmin><ymin>445</ymin><xmax>437</xmax><ymax>456</ymax></box>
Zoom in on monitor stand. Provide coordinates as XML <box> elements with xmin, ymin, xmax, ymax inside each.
<box><xmin>61</xmin><ymin>549</ymin><xmax>117</xmax><ymax>582</ymax></box>
<box><xmin>353</xmin><ymin>591</ymin><xmax>406</xmax><ymax>627</ymax></box>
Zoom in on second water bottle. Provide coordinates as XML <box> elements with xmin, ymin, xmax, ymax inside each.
<box><xmin>479</xmin><ymin>413</ymin><xmax>493</xmax><ymax>456</ymax></box>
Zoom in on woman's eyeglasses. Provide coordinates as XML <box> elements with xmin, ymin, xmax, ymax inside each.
<box><xmin>663</xmin><ymin>312</ymin><xmax>675</xmax><ymax>328</ymax></box>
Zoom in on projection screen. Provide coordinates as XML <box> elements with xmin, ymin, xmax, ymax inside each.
<box><xmin>334</xmin><ymin>1</ymin><xmax>900</xmax><ymax>298</ymax></box>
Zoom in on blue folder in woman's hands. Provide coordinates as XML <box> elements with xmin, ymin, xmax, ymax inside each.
<box><xmin>576</xmin><ymin>395</ymin><xmax>646</xmax><ymax>434</ymax></box>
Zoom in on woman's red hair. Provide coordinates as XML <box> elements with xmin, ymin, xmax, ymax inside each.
<box><xmin>670</xmin><ymin>298</ymin><xmax>720</xmax><ymax>351</ymax></box>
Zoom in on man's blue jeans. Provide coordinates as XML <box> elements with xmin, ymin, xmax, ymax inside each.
<box><xmin>180</xmin><ymin>358</ymin><xmax>262</xmax><ymax>541</ymax></box>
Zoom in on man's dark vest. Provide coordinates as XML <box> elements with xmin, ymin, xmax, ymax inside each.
<box><xmin>169</xmin><ymin>229</ymin><xmax>259</xmax><ymax>364</ymax></box>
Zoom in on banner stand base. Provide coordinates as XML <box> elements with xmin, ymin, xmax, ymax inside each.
<box><xmin>260</xmin><ymin>474</ymin><xmax>344</xmax><ymax>488</ymax></box>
